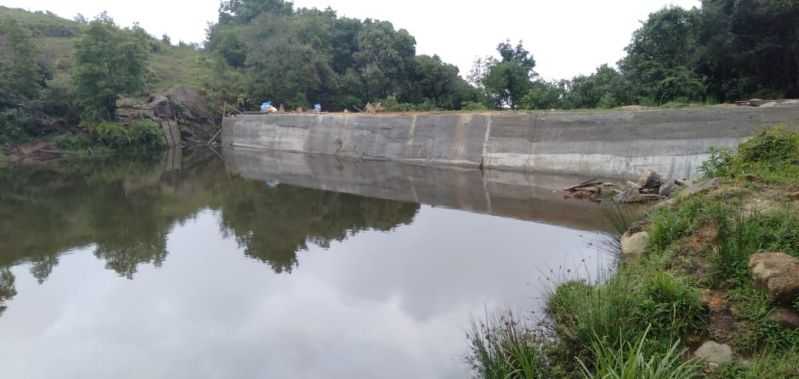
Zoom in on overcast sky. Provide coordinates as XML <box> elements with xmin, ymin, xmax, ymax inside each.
<box><xmin>1</xmin><ymin>0</ymin><xmax>700</xmax><ymax>80</ymax></box>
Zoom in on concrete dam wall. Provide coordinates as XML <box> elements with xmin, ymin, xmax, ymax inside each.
<box><xmin>222</xmin><ymin>104</ymin><xmax>799</xmax><ymax>179</ymax></box>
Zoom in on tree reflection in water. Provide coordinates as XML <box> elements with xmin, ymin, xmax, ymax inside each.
<box><xmin>0</xmin><ymin>152</ymin><xmax>419</xmax><ymax>314</ymax></box>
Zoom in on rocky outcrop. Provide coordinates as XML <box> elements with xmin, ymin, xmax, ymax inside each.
<box><xmin>748</xmin><ymin>252</ymin><xmax>799</xmax><ymax>305</ymax></box>
<box><xmin>117</xmin><ymin>86</ymin><xmax>219</xmax><ymax>146</ymax></box>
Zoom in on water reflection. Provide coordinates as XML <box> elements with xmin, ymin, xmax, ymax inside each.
<box><xmin>0</xmin><ymin>150</ymin><xmax>612</xmax><ymax>378</ymax></box>
<box><xmin>0</xmin><ymin>153</ymin><xmax>419</xmax><ymax>304</ymax></box>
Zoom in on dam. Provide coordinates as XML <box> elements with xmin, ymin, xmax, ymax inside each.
<box><xmin>222</xmin><ymin>104</ymin><xmax>799</xmax><ymax>179</ymax></box>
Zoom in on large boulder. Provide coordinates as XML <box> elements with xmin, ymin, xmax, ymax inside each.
<box><xmin>694</xmin><ymin>341</ymin><xmax>733</xmax><ymax>367</ymax></box>
<box><xmin>769</xmin><ymin>307</ymin><xmax>799</xmax><ymax>329</ymax></box>
<box><xmin>621</xmin><ymin>231</ymin><xmax>650</xmax><ymax>257</ymax></box>
<box><xmin>748</xmin><ymin>252</ymin><xmax>799</xmax><ymax>305</ymax></box>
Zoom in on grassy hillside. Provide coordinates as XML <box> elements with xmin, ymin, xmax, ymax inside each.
<box><xmin>0</xmin><ymin>6</ymin><xmax>212</xmax><ymax>94</ymax></box>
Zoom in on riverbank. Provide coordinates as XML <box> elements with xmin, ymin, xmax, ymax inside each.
<box><xmin>469</xmin><ymin>127</ymin><xmax>799</xmax><ymax>378</ymax></box>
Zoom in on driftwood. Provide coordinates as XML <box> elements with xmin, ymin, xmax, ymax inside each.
<box><xmin>563</xmin><ymin>177</ymin><xmax>602</xmax><ymax>192</ymax></box>
<box><xmin>207</xmin><ymin>128</ymin><xmax>223</xmax><ymax>145</ymax></box>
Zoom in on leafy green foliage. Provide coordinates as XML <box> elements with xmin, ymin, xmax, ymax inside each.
<box><xmin>86</xmin><ymin>120</ymin><xmax>165</xmax><ymax>150</ymax></box>
<box><xmin>480</xmin><ymin>41</ymin><xmax>537</xmax><ymax>109</ymax></box>
<box><xmin>73</xmin><ymin>15</ymin><xmax>149</xmax><ymax>121</ymax></box>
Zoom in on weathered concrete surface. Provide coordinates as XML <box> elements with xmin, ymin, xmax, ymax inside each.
<box><xmin>224</xmin><ymin>147</ymin><xmax>618</xmax><ymax>232</ymax></box>
<box><xmin>222</xmin><ymin>105</ymin><xmax>799</xmax><ymax>179</ymax></box>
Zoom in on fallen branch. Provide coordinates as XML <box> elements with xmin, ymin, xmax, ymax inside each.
<box><xmin>564</xmin><ymin>177</ymin><xmax>602</xmax><ymax>192</ymax></box>
<box><xmin>207</xmin><ymin>128</ymin><xmax>223</xmax><ymax>145</ymax></box>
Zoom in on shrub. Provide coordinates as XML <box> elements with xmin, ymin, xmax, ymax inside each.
<box><xmin>701</xmin><ymin>127</ymin><xmax>799</xmax><ymax>184</ymax></box>
<box><xmin>85</xmin><ymin>120</ymin><xmax>166</xmax><ymax>150</ymax></box>
<box><xmin>89</xmin><ymin>122</ymin><xmax>131</xmax><ymax>147</ymax></box>
<box><xmin>462</xmin><ymin>101</ymin><xmax>489</xmax><ymax>111</ymax></box>
<box><xmin>738</xmin><ymin>127</ymin><xmax>799</xmax><ymax>165</ymax></box>
<box><xmin>700</xmin><ymin>147</ymin><xmax>734</xmax><ymax>178</ymax></box>
<box><xmin>129</xmin><ymin>119</ymin><xmax>166</xmax><ymax>149</ymax></box>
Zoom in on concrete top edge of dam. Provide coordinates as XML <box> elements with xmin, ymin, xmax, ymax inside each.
<box><xmin>222</xmin><ymin>103</ymin><xmax>799</xmax><ymax>179</ymax></box>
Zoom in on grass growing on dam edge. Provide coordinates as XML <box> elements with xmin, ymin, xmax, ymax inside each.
<box><xmin>467</xmin><ymin>127</ymin><xmax>799</xmax><ymax>379</ymax></box>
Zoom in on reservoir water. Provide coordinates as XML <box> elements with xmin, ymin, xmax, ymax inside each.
<box><xmin>0</xmin><ymin>150</ymin><xmax>614</xmax><ymax>378</ymax></box>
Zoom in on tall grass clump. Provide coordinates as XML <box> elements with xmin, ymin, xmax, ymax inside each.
<box><xmin>638</xmin><ymin>272</ymin><xmax>705</xmax><ymax>341</ymax></box>
<box><xmin>648</xmin><ymin>197</ymin><xmax>725</xmax><ymax>253</ymax></box>
<box><xmin>712</xmin><ymin>207</ymin><xmax>799</xmax><ymax>286</ymax></box>
<box><xmin>578</xmin><ymin>327</ymin><xmax>702</xmax><ymax>379</ymax></box>
<box><xmin>467</xmin><ymin>312</ymin><xmax>550</xmax><ymax>379</ymax></box>
<box><xmin>548</xmin><ymin>278</ymin><xmax>641</xmax><ymax>360</ymax></box>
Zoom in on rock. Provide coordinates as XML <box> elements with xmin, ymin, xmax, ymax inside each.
<box><xmin>769</xmin><ymin>307</ymin><xmax>799</xmax><ymax>329</ymax></box>
<box><xmin>659</xmin><ymin>181</ymin><xmax>678</xmax><ymax>197</ymax></box>
<box><xmin>149</xmin><ymin>95</ymin><xmax>175</xmax><ymax>119</ymax></box>
<box><xmin>694</xmin><ymin>341</ymin><xmax>733</xmax><ymax>367</ymax></box>
<box><xmin>788</xmin><ymin>192</ymin><xmax>799</xmax><ymax>201</ymax></box>
<box><xmin>637</xmin><ymin>170</ymin><xmax>663</xmax><ymax>191</ymax></box>
<box><xmin>621</xmin><ymin>231</ymin><xmax>650</xmax><ymax>257</ymax></box>
<box><xmin>678</xmin><ymin>178</ymin><xmax>721</xmax><ymax>199</ymax></box>
<box><xmin>749</xmin><ymin>252</ymin><xmax>799</xmax><ymax>305</ymax></box>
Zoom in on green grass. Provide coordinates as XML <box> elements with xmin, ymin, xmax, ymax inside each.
<box><xmin>148</xmin><ymin>44</ymin><xmax>213</xmax><ymax>92</ymax></box>
<box><xmin>579</xmin><ymin>327</ymin><xmax>702</xmax><ymax>379</ymax></box>
<box><xmin>714</xmin><ymin>350</ymin><xmax>799</xmax><ymax>379</ymax></box>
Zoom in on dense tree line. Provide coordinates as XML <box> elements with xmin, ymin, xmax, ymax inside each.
<box><xmin>3</xmin><ymin>0</ymin><xmax>799</xmax><ymax>147</ymax></box>
<box><xmin>478</xmin><ymin>0</ymin><xmax>799</xmax><ymax>110</ymax></box>
<box><xmin>206</xmin><ymin>0</ymin><xmax>480</xmax><ymax>111</ymax></box>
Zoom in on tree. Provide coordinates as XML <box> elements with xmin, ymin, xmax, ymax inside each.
<box><xmin>408</xmin><ymin>55</ymin><xmax>465</xmax><ymax>108</ymax></box>
<box><xmin>353</xmin><ymin>20</ymin><xmax>417</xmax><ymax>102</ymax></box>
<box><xmin>481</xmin><ymin>40</ymin><xmax>537</xmax><ymax>109</ymax></box>
<box><xmin>0</xmin><ymin>19</ymin><xmax>46</xmax><ymax>108</ymax></box>
<box><xmin>73</xmin><ymin>15</ymin><xmax>149</xmax><ymax>121</ymax></box>
<box><xmin>561</xmin><ymin>65</ymin><xmax>631</xmax><ymax>109</ymax></box>
<box><xmin>697</xmin><ymin>0</ymin><xmax>799</xmax><ymax>100</ymax></box>
<box><xmin>620</xmin><ymin>7</ymin><xmax>705</xmax><ymax>104</ymax></box>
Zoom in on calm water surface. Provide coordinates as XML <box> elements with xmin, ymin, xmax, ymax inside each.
<box><xmin>0</xmin><ymin>152</ymin><xmax>613</xmax><ymax>379</ymax></box>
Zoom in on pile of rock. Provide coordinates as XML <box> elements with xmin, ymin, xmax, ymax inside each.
<box><xmin>614</xmin><ymin>170</ymin><xmax>686</xmax><ymax>204</ymax></box>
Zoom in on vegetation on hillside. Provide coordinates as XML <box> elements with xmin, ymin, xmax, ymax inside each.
<box><xmin>468</xmin><ymin>128</ymin><xmax>799</xmax><ymax>378</ymax></box>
